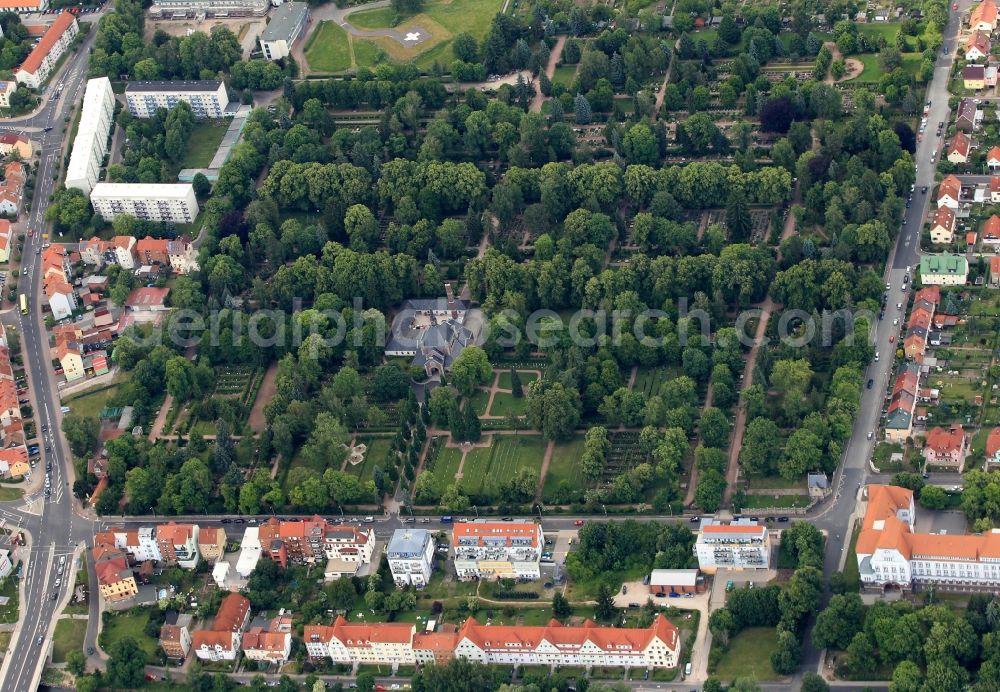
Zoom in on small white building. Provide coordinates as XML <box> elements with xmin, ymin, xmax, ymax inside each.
<box><xmin>236</xmin><ymin>526</ymin><xmax>262</xmax><ymax>578</ymax></box>
<box><xmin>387</xmin><ymin>529</ymin><xmax>435</xmax><ymax>588</ymax></box>
<box><xmin>212</xmin><ymin>561</ymin><xmax>230</xmax><ymax>589</ymax></box>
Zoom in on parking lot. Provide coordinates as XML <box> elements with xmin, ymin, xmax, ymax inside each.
<box><xmin>915</xmin><ymin>508</ymin><xmax>968</xmax><ymax>536</ymax></box>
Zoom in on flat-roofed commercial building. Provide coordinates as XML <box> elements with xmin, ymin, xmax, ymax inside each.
<box><xmin>694</xmin><ymin>519</ymin><xmax>771</xmax><ymax>573</ymax></box>
<box><xmin>259</xmin><ymin>2</ymin><xmax>308</xmax><ymax>61</ymax></box>
<box><xmin>125</xmin><ymin>80</ymin><xmax>228</xmax><ymax>119</ymax></box>
<box><xmin>90</xmin><ymin>183</ymin><xmax>199</xmax><ymax>223</ymax></box>
<box><xmin>66</xmin><ymin>77</ymin><xmax>115</xmax><ymax>195</ymax></box>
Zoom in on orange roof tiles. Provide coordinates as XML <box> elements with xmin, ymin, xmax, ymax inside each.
<box><xmin>932</xmin><ymin>206</ymin><xmax>955</xmax><ymax>231</ymax></box>
<box><xmin>18</xmin><ymin>12</ymin><xmax>75</xmax><ymax>77</ymax></box>
<box><xmin>973</xmin><ymin>0</ymin><xmax>998</xmax><ymax>27</ymax></box>
<box><xmin>925</xmin><ymin>425</ymin><xmax>965</xmax><ymax>454</ymax></box>
<box><xmin>914</xmin><ymin>286</ymin><xmax>940</xmax><ymax>305</ymax></box>
<box><xmin>330</xmin><ymin>616</ymin><xmax>415</xmax><ymax>645</ymax></box>
<box><xmin>214</xmin><ymin>593</ymin><xmax>250</xmax><ymax>632</ymax></box>
<box><xmin>157</xmin><ymin>522</ymin><xmax>194</xmax><ymax>545</ymax></box>
<box><xmin>949</xmin><ymin>132</ymin><xmax>970</xmax><ymax>158</ymax></box>
<box><xmin>990</xmin><ymin>146</ymin><xmax>1000</xmax><ymax>164</ymax></box>
<box><xmin>939</xmin><ymin>174</ymin><xmax>962</xmax><ymax>201</ymax></box>
<box><xmin>968</xmin><ymin>30</ymin><xmax>992</xmax><ymax>54</ymax></box>
<box><xmin>452</xmin><ymin>521</ymin><xmax>541</xmax><ymax>547</ymax></box>
<box><xmin>701</xmin><ymin>524</ymin><xmax>766</xmax><ymax>535</ymax></box>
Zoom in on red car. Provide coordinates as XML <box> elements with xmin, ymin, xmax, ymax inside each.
<box><xmin>953</xmin><ymin>2</ymin><xmax>958</xmax><ymax>8</ymax></box>
<box><xmin>889</xmin><ymin>335</ymin><xmax>895</xmax><ymax>343</ymax></box>
<box><xmin>573</xmin><ymin>520</ymin><xmax>584</xmax><ymax>526</ymax></box>
<box><xmin>26</xmin><ymin>229</ymin><xmax>32</xmax><ymax>237</ymax></box>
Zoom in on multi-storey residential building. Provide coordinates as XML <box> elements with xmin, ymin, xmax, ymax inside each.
<box><xmin>160</xmin><ymin>613</ymin><xmax>193</xmax><ymax>660</ymax></box>
<box><xmin>920</xmin><ymin>254</ymin><xmax>968</xmax><ymax>286</ymax></box>
<box><xmin>452</xmin><ymin>521</ymin><xmax>543</xmax><ymax>581</ymax></box>
<box><xmin>259</xmin><ymin>3</ymin><xmax>309</xmax><ymax>61</ymax></box>
<box><xmin>922</xmin><ymin>424</ymin><xmax>968</xmax><ymax>470</ymax></box>
<box><xmin>94</xmin><ymin>546</ymin><xmax>138</xmax><ymax>603</ymax></box>
<box><xmin>856</xmin><ymin>484</ymin><xmax>1000</xmax><ymax>591</ymax></box>
<box><xmin>156</xmin><ymin>522</ymin><xmax>200</xmax><ymax>569</ymax></box>
<box><xmin>304</xmin><ymin>614</ymin><xmax>680</xmax><ymax>670</ymax></box>
<box><xmin>90</xmin><ymin>183</ymin><xmax>199</xmax><ymax>223</ymax></box>
<box><xmin>15</xmin><ymin>12</ymin><xmax>78</xmax><ymax>88</ymax></box>
<box><xmin>113</xmin><ymin>235</ymin><xmax>138</xmax><ymax>269</ymax></box>
<box><xmin>0</xmin><ymin>549</ymin><xmax>12</xmax><ymax>579</ymax></box>
<box><xmin>242</xmin><ymin>614</ymin><xmax>293</xmax><ymax>664</ymax></box>
<box><xmin>885</xmin><ymin>363</ymin><xmax>920</xmax><ymax>441</ymax></box>
<box><xmin>167</xmin><ymin>236</ymin><xmax>199</xmax><ymax>273</ymax></box>
<box><xmin>125</xmin><ymin>81</ymin><xmax>228</xmax><ymax>119</ymax></box>
<box><xmin>693</xmin><ymin>519</ymin><xmax>770</xmax><ymax>573</ymax></box>
<box><xmin>256</xmin><ymin>516</ymin><xmax>374</xmax><ymax>568</ymax></box>
<box><xmin>387</xmin><ymin>529</ymin><xmax>435</xmax><ymax>587</ymax></box>
<box><xmin>0</xmin><ymin>220</ymin><xmax>10</xmax><ymax>263</ymax></box>
<box><xmin>135</xmin><ymin>236</ymin><xmax>170</xmax><ymax>266</ymax></box>
<box><xmin>937</xmin><ymin>174</ymin><xmax>962</xmax><ymax>209</ymax></box>
<box><xmin>972</xmin><ymin>0</ymin><xmax>999</xmax><ymax>32</ymax></box>
<box><xmin>149</xmin><ymin>0</ymin><xmax>269</xmax><ymax>18</ymax></box>
<box><xmin>66</xmin><ymin>77</ymin><xmax>116</xmax><ymax>195</ymax></box>
<box><xmin>128</xmin><ymin>527</ymin><xmax>163</xmax><ymax>562</ymax></box>
<box><xmin>930</xmin><ymin>206</ymin><xmax>956</xmax><ymax>245</ymax></box>
<box><xmin>198</xmin><ymin>526</ymin><xmax>226</xmax><ymax>563</ymax></box>
<box><xmin>0</xmin><ymin>161</ymin><xmax>25</xmax><ymax>217</ymax></box>
<box><xmin>192</xmin><ymin>593</ymin><xmax>251</xmax><ymax>661</ymax></box>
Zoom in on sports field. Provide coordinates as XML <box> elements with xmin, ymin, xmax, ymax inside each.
<box><xmin>462</xmin><ymin>434</ymin><xmax>546</xmax><ymax>497</ymax></box>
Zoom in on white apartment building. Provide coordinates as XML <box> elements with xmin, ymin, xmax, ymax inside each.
<box><xmin>90</xmin><ymin>183</ymin><xmax>199</xmax><ymax>223</ymax></box>
<box><xmin>322</xmin><ymin>525</ymin><xmax>375</xmax><ymax>563</ymax></box>
<box><xmin>15</xmin><ymin>11</ymin><xmax>77</xmax><ymax>89</ymax></box>
<box><xmin>96</xmin><ymin>527</ymin><xmax>163</xmax><ymax>563</ymax></box>
<box><xmin>694</xmin><ymin>519</ymin><xmax>771</xmax><ymax>573</ymax></box>
<box><xmin>0</xmin><ymin>548</ymin><xmax>12</xmax><ymax>580</ymax></box>
<box><xmin>259</xmin><ymin>2</ymin><xmax>308</xmax><ymax>61</ymax></box>
<box><xmin>0</xmin><ymin>81</ymin><xmax>17</xmax><ymax>109</ymax></box>
<box><xmin>304</xmin><ymin>615</ymin><xmax>680</xmax><ymax>670</ymax></box>
<box><xmin>387</xmin><ymin>529</ymin><xmax>435</xmax><ymax>587</ymax></box>
<box><xmin>125</xmin><ymin>81</ymin><xmax>228</xmax><ymax>119</ymax></box>
<box><xmin>452</xmin><ymin>521</ymin><xmax>543</xmax><ymax>581</ymax></box>
<box><xmin>66</xmin><ymin>77</ymin><xmax>115</xmax><ymax>195</ymax></box>
<box><xmin>149</xmin><ymin>0</ymin><xmax>269</xmax><ymax>18</ymax></box>
<box><xmin>858</xmin><ymin>484</ymin><xmax>1000</xmax><ymax>591</ymax></box>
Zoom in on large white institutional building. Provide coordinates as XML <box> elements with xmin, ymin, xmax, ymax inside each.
<box><xmin>90</xmin><ymin>183</ymin><xmax>199</xmax><ymax>223</ymax></box>
<box><xmin>858</xmin><ymin>484</ymin><xmax>1000</xmax><ymax>591</ymax></box>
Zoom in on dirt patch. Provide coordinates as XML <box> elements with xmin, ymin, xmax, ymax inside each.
<box><xmin>247</xmin><ymin>362</ymin><xmax>278</xmax><ymax>434</ymax></box>
<box><xmin>144</xmin><ymin>16</ymin><xmax>263</xmax><ymax>42</ymax></box>
<box><xmin>839</xmin><ymin>58</ymin><xmax>864</xmax><ymax>82</ymax></box>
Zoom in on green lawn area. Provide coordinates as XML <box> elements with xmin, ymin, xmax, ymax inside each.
<box><xmin>345</xmin><ymin>0</ymin><xmax>503</xmax><ymax>66</ymax></box>
<box><xmin>0</xmin><ymin>487</ymin><xmax>22</xmax><ymax>501</ymax></box>
<box><xmin>63</xmin><ymin>383</ymin><xmax>122</xmax><ymax>420</ymax></box>
<box><xmin>552</xmin><ymin>65</ymin><xmax>577</xmax><ymax>86</ymax></box>
<box><xmin>304</xmin><ymin>21</ymin><xmax>353</xmax><ymax>72</ymax></box>
<box><xmin>542</xmin><ymin>436</ymin><xmax>586</xmax><ymax>503</ymax></box>
<box><xmin>488</xmin><ymin>391</ymin><xmax>527</xmax><ymax>418</ymax></box>
<box><xmin>843</xmin><ymin>524</ymin><xmax>860</xmax><ymax>591</ymax></box>
<box><xmin>461</xmin><ymin>434</ymin><xmax>546</xmax><ymax>497</ymax></box>
<box><xmin>742</xmin><ymin>494</ymin><xmax>811</xmax><ymax>509</ymax></box>
<box><xmin>746</xmin><ymin>476</ymin><xmax>805</xmax><ymax>491</ymax></box>
<box><xmin>353</xmin><ymin>39</ymin><xmax>382</xmax><ymax>69</ymax></box>
<box><xmin>427</xmin><ymin>446</ymin><xmax>463</xmax><ymax>490</ymax></box>
<box><xmin>497</xmin><ymin>370</ymin><xmax>538</xmax><ymax>390</ymax></box>
<box><xmin>346</xmin><ymin>6</ymin><xmax>397</xmax><ymax>28</ymax></box>
<box><xmin>349</xmin><ymin>436</ymin><xmax>392</xmax><ymax>482</ymax></box>
<box><xmin>180</xmin><ymin>120</ymin><xmax>230</xmax><ymax>169</ymax></box>
<box><xmin>468</xmin><ymin>389</ymin><xmax>490</xmax><ymax>417</ymax></box>
<box><xmin>848</xmin><ymin>52</ymin><xmax>921</xmax><ymax>84</ymax></box>
<box><xmin>712</xmin><ymin>627</ymin><xmax>781</xmax><ymax>682</ymax></box>
<box><xmin>0</xmin><ymin>574</ymin><xmax>18</xmax><ymax>624</ymax></box>
<box><xmin>51</xmin><ymin>618</ymin><xmax>87</xmax><ymax>663</ymax></box>
<box><xmin>100</xmin><ymin>611</ymin><xmax>159</xmax><ymax>663</ymax></box>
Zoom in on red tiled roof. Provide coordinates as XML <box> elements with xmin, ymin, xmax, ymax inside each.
<box><xmin>925</xmin><ymin>424</ymin><xmax>965</xmax><ymax>454</ymax></box>
<box><xmin>987</xmin><ymin>428</ymin><xmax>1000</xmax><ymax>457</ymax></box>
<box><xmin>931</xmin><ymin>206</ymin><xmax>955</xmax><ymax>231</ymax></box>
<box><xmin>939</xmin><ymin>175</ymin><xmax>961</xmax><ymax>201</ymax></box>
<box><xmin>452</xmin><ymin>521</ymin><xmax>541</xmax><ymax>547</ymax></box>
<box><xmin>17</xmin><ymin>12</ymin><xmax>75</xmax><ymax>77</ymax></box>
<box><xmin>124</xmin><ymin>287</ymin><xmax>170</xmax><ymax>308</ymax></box>
<box><xmin>949</xmin><ymin>132</ymin><xmax>970</xmax><ymax>158</ymax></box>
<box><xmin>973</xmin><ymin>0</ymin><xmax>998</xmax><ymax>27</ymax></box>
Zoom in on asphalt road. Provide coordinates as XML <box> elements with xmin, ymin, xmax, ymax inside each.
<box><xmin>0</xmin><ymin>19</ymin><xmax>103</xmax><ymax>691</ymax></box>
<box><xmin>797</xmin><ymin>0</ymin><xmax>968</xmax><ymax>676</ymax></box>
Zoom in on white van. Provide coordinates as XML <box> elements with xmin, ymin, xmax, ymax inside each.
<box><xmin>684</xmin><ymin>662</ymin><xmax>692</xmax><ymax>678</ymax></box>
